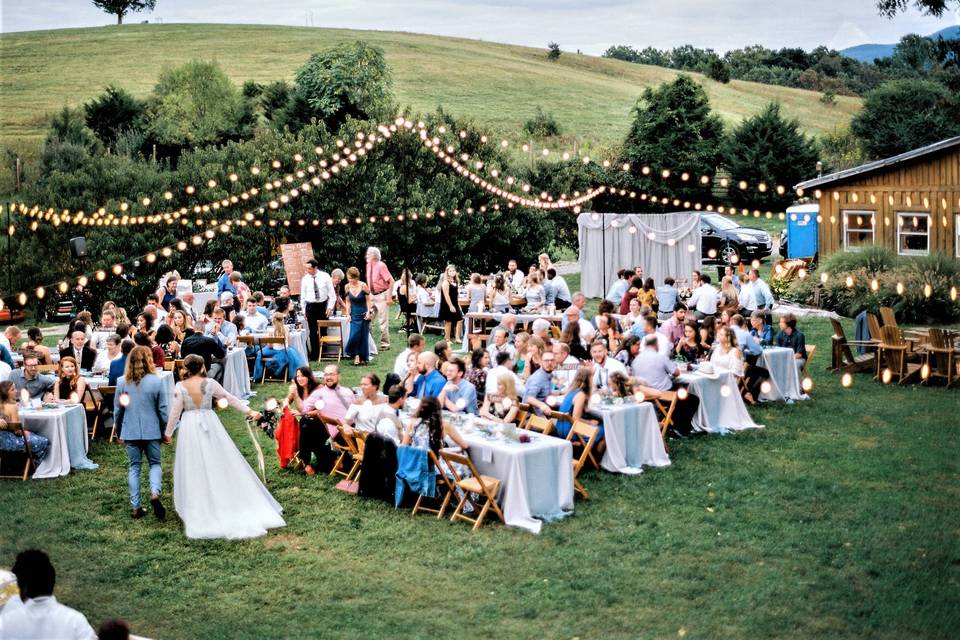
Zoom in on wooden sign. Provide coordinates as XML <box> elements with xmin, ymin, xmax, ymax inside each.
<box><xmin>279</xmin><ymin>242</ymin><xmax>316</xmax><ymax>296</ymax></box>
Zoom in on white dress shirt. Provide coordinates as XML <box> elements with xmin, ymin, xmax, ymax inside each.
<box><xmin>300</xmin><ymin>270</ymin><xmax>336</xmax><ymax>313</ymax></box>
<box><xmin>687</xmin><ymin>284</ymin><xmax>719</xmax><ymax>315</ymax></box>
<box><xmin>0</xmin><ymin>595</ymin><xmax>97</xmax><ymax>640</ymax></box>
<box><xmin>591</xmin><ymin>356</ymin><xmax>627</xmax><ymax>391</ymax></box>
<box><xmin>508</xmin><ymin>270</ymin><xmax>524</xmax><ymax>291</ymax></box>
<box><xmin>92</xmin><ymin>350</ymin><xmax>121</xmax><ymax>375</ymax></box>
<box><xmin>393</xmin><ymin>348</ymin><xmax>413</xmax><ymax>378</ymax></box>
<box><xmin>240</xmin><ymin>311</ymin><xmax>269</xmax><ymax>334</ymax></box>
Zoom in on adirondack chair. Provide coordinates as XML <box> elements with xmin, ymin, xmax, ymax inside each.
<box><xmin>922</xmin><ymin>328</ymin><xmax>960</xmax><ymax>388</ymax></box>
<box><xmin>829</xmin><ymin>318</ymin><xmax>877</xmax><ymax>374</ymax></box>
<box><xmin>879</xmin><ymin>326</ymin><xmax>921</xmax><ymax>384</ymax></box>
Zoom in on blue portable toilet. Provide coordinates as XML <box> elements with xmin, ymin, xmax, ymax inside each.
<box><xmin>785</xmin><ymin>204</ymin><xmax>819</xmax><ymax>259</ymax></box>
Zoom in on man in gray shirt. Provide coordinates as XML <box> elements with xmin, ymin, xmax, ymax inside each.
<box><xmin>10</xmin><ymin>352</ymin><xmax>55</xmax><ymax>400</ymax></box>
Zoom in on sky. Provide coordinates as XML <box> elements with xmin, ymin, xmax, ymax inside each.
<box><xmin>1</xmin><ymin>0</ymin><xmax>957</xmax><ymax>54</ymax></box>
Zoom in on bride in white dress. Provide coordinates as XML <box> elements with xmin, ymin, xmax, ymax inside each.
<box><xmin>164</xmin><ymin>354</ymin><xmax>285</xmax><ymax>540</ymax></box>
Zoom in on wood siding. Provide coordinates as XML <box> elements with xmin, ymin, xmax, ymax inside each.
<box><xmin>815</xmin><ymin>147</ymin><xmax>960</xmax><ymax>258</ymax></box>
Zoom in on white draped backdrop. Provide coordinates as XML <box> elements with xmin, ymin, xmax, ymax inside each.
<box><xmin>577</xmin><ymin>212</ymin><xmax>702</xmax><ymax>299</ymax></box>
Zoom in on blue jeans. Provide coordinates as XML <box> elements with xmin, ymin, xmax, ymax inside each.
<box><xmin>126</xmin><ymin>440</ymin><xmax>162</xmax><ymax>509</ymax></box>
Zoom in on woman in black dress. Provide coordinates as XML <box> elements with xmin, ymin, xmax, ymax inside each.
<box><xmin>437</xmin><ymin>264</ymin><xmax>462</xmax><ymax>343</ymax></box>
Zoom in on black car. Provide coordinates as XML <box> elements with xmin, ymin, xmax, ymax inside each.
<box><xmin>699</xmin><ymin>213</ymin><xmax>773</xmax><ymax>264</ymax></box>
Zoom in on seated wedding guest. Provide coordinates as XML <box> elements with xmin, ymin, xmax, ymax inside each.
<box><xmin>504</xmin><ymin>259</ymin><xmax>524</xmax><ymax>290</ymax></box>
<box><xmin>59</xmin><ymin>330</ymin><xmax>97</xmax><ymax>371</ymax></box>
<box><xmin>179</xmin><ymin>291</ymin><xmax>198</xmax><ymax>322</ymax></box>
<box><xmin>0</xmin><ymin>549</ymin><xmax>97</xmax><ymax>639</ymax></box>
<box><xmin>632</xmin><ymin>335</ymin><xmax>681</xmax><ymax>391</ymax></box>
<box><xmin>776</xmin><ymin>313</ymin><xmax>807</xmax><ymax>370</ymax></box>
<box><xmin>594</xmin><ymin>313</ymin><xmax>621</xmax><ymax>354</ymax></box>
<box><xmin>268</xmin><ymin>286</ymin><xmax>291</xmax><ymax>312</ymax></box>
<box><xmin>412</xmin><ymin>352</ymin><xmax>446</xmax><ymax>399</ymax></box>
<box><xmin>687</xmin><ymin>274</ymin><xmax>719</xmax><ymax>319</ymax></box>
<box><xmin>217</xmin><ymin>291</ymin><xmax>236</xmax><ymax>318</ymax></box>
<box><xmin>285</xmin><ymin>366</ymin><xmax>323</xmax><ymax>476</ymax></box>
<box><xmin>0</xmin><ymin>326</ymin><xmax>21</xmax><ymax>356</ymax></box>
<box><xmin>479</xmin><ymin>373</ymin><xmax>519</xmax><ymax>424</ymax></box>
<box><xmin>548</xmin><ymin>268</ymin><xmax>572</xmax><ymax>310</ymax></box>
<box><xmin>717</xmin><ymin>276</ymin><xmax>740</xmax><ymax>316</ymax></box>
<box><xmin>559</xmin><ymin>318</ymin><xmax>590</xmax><ymax>362</ymax></box>
<box><xmin>250</xmin><ymin>292</ymin><xmax>270</xmax><ymax>319</ymax></box>
<box><xmin>750</xmin><ymin>310</ymin><xmax>773</xmax><ymax>346</ymax></box>
<box><xmin>490</xmin><ymin>274</ymin><xmax>511</xmax><ymax>312</ymax></box>
<box><xmin>466</xmin><ymin>273</ymin><xmax>486</xmax><ymax>312</ymax></box>
<box><xmin>114</xmin><ymin>321</ymin><xmax>132</xmax><ymax>340</ymax></box>
<box><xmin>710</xmin><ymin>327</ymin><xmax>745</xmax><ymax>378</ymax></box>
<box><xmin>303</xmin><ymin>365</ymin><xmax>356</xmax><ymax>442</ymax></box>
<box><xmin>133</xmin><ymin>332</ymin><xmax>165</xmax><ymax>369</ymax></box>
<box><xmin>331</xmin><ymin>268</ymin><xmax>346</xmax><ymax>313</ymax></box>
<box><xmin>374</xmin><ymin>384</ymin><xmax>407</xmax><ymax>445</ymax></box>
<box><xmin>724</xmin><ymin>264</ymin><xmax>742</xmax><ymax>291</ymax></box>
<box><xmin>487</xmin><ymin>327</ymin><xmax>516</xmax><ymax>362</ymax></box>
<box><xmin>239</xmin><ymin>299</ymin><xmax>268</xmax><ymax>334</ymax></box>
<box><xmin>609</xmin><ymin>372</ymin><xmax>633</xmax><ymax>398</ymax></box>
<box><xmin>659</xmin><ymin>302</ymin><xmax>687</xmax><ymax>347</ymax></box>
<box><xmin>201</xmin><ymin>299</ymin><xmax>218</xmax><ymax>326</ymax></box>
<box><xmin>589</xmin><ymin>340</ymin><xmax>627</xmax><ymax>391</ymax></box>
<box><xmin>486</xmin><ymin>351</ymin><xmax>523</xmax><ymax>397</ymax></box>
<box><xmin>205</xmin><ymin>308</ymin><xmax>238</xmax><ymax>348</ymax></box>
<box><xmin>656</xmin><ymin>277</ymin><xmax>679</xmax><ymax>319</ymax></box>
<box><xmin>433</xmin><ymin>340</ymin><xmax>453</xmax><ymax>364</ymax></box>
<box><xmin>632</xmin><ymin>315</ymin><xmax>669</xmax><ymax>354</ymax></box>
<box><xmin>134</xmin><ymin>312</ymin><xmax>155</xmax><ymax>341</ymax></box>
<box><xmin>614</xmin><ymin>335</ymin><xmax>642</xmax><ymax>368</ymax></box>
<box><xmin>145</xmin><ymin>297</ymin><xmax>166</xmax><ymax>324</ymax></box>
<box><xmin>700</xmin><ymin>316</ymin><xmax>718</xmax><ymax>348</ymax></box>
<box><xmin>524</xmin><ymin>272</ymin><xmax>546</xmax><ymax>312</ymax></box>
<box><xmin>739</xmin><ymin>268</ymin><xmax>775</xmax><ymax>315</ymax></box>
<box><xmin>401</xmin><ymin>397</ymin><xmax>471</xmax><ymax>482</ymax></box>
<box><xmin>0</xmin><ymin>381</ymin><xmax>49</xmax><ymax>464</ymax></box>
<box><xmin>561</xmin><ymin>303</ymin><xmax>592</xmax><ymax>336</ymax></box>
<box><xmin>514</xmin><ymin>332</ymin><xmax>531</xmax><ymax>377</ymax></box>
<box><xmin>530</xmin><ymin>318</ymin><xmax>553</xmax><ymax>348</ymax></box>
<box><xmin>675</xmin><ymin>321</ymin><xmax>707</xmax><ymax>363</ymax></box>
<box><xmin>618</xmin><ymin>276</ymin><xmax>644</xmax><ymax>315</ymax></box>
<box><xmin>52</xmin><ymin>356</ymin><xmax>86</xmax><ymax>403</ymax></box>
<box><xmin>23</xmin><ymin>328</ymin><xmax>53</xmax><ymax>365</ymax></box>
<box><xmin>523</xmin><ymin>348</ymin><xmax>558</xmax><ymax>415</ymax></box>
<box><xmin>91</xmin><ymin>310</ymin><xmax>118</xmax><ymax>350</ymax></box>
<box><xmin>393</xmin><ymin>333</ymin><xmax>425</xmax><ymax>379</ymax></box>
<box><xmin>342</xmin><ymin>373</ymin><xmax>387</xmax><ymax>435</ymax></box>
<box><xmin>439</xmin><ymin>358</ymin><xmax>478</xmax><ymax>415</ymax></box>
<box><xmin>400</xmin><ymin>352</ymin><xmax>419</xmax><ymax>396</ymax></box>
<box><xmin>606</xmin><ymin>269</ymin><xmax>630</xmax><ymax>304</ymax></box>
<box><xmin>489</xmin><ymin>313</ymin><xmax>518</xmax><ymax>345</ymax></box>
<box><xmin>253</xmin><ymin>313</ymin><xmax>307</xmax><ymax>381</ymax></box>
<box><xmin>179</xmin><ymin>328</ymin><xmax>226</xmax><ymax>383</ymax></box>
<box><xmin>622</xmin><ymin>297</ymin><xmax>644</xmax><ymax>331</ymax></box>
<box><xmin>466</xmin><ymin>347</ymin><xmax>490</xmax><ymax>402</ymax></box>
<box><xmin>638</xmin><ymin>278</ymin><xmax>658</xmax><ymax>311</ymax></box>
<box><xmin>154</xmin><ymin>322</ymin><xmax>178</xmax><ymax>358</ymax></box>
<box><xmin>719</xmin><ymin>309</ymin><xmax>734</xmax><ymax>329</ymax></box>
<box><xmin>523</xmin><ymin>336</ymin><xmax>545</xmax><ymax>381</ymax></box>
<box><xmin>109</xmin><ymin>339</ymin><xmax>135</xmax><ymax>386</ymax></box>
<box><xmin>730</xmin><ymin>314</ymin><xmax>769</xmax><ymax>404</ymax></box>
<box><xmin>414</xmin><ymin>273</ymin><xmax>435</xmax><ymax>307</ymax></box>
<box><xmin>92</xmin><ymin>334</ymin><xmax>123</xmax><ymax>375</ymax></box>
<box><xmin>554</xmin><ymin>366</ymin><xmax>603</xmax><ymax>440</ymax></box>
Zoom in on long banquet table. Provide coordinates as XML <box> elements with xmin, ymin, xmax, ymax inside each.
<box><xmin>22</xmin><ymin>404</ymin><xmax>96</xmax><ymax>479</ymax></box>
<box><xmin>758</xmin><ymin>346</ymin><xmax>808</xmax><ymax>403</ymax></box>
<box><xmin>678</xmin><ymin>370</ymin><xmax>763</xmax><ymax>434</ymax></box>
<box><xmin>595</xmin><ymin>401</ymin><xmax>671</xmax><ymax>475</ymax></box>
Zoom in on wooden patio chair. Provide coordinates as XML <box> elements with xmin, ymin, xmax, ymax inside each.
<box><xmin>800</xmin><ymin>344</ymin><xmax>817</xmax><ymax>378</ymax></box>
<box><xmin>316</xmin><ymin>320</ymin><xmax>343</xmax><ymax>363</ymax></box>
<box><xmin>514</xmin><ymin>402</ymin><xmax>532</xmax><ymax>430</ymax></box>
<box><xmin>879</xmin><ymin>326</ymin><xmax>921</xmax><ymax>384</ymax></box>
<box><xmin>469</xmin><ymin>333</ymin><xmax>489</xmax><ymax>351</ymax></box>
<box><xmin>411</xmin><ymin>449</ymin><xmax>456</xmax><ymax>520</ymax></box>
<box><xmin>829</xmin><ymin>318</ymin><xmax>877</xmax><ymax>374</ymax></box>
<box><xmin>95</xmin><ymin>386</ymin><xmax>118</xmax><ymax>442</ymax></box>
<box><xmin>440</xmin><ymin>449</ymin><xmax>504</xmax><ymax>531</ymax></box>
<box><xmin>646</xmin><ymin>390</ymin><xmax>678</xmax><ymax>450</ymax></box>
<box><xmin>550</xmin><ymin>325</ymin><xmax>562</xmax><ymax>340</ymax></box>
<box><xmin>524</xmin><ymin>414</ymin><xmax>554</xmax><ymax>436</ymax></box>
<box><xmin>567</xmin><ymin>420</ymin><xmax>600</xmax><ymax>499</ymax></box>
<box><xmin>82</xmin><ymin>386</ymin><xmax>102</xmax><ymax>439</ymax></box>
<box><xmin>258</xmin><ymin>336</ymin><xmax>289</xmax><ymax>384</ymax></box>
<box><xmin>323</xmin><ymin>416</ymin><xmax>357</xmax><ymax>479</ymax></box>
<box><xmin>0</xmin><ymin>422</ymin><xmax>35</xmax><ymax>481</ymax></box>
<box><xmin>922</xmin><ymin>328</ymin><xmax>960</xmax><ymax>388</ymax></box>
<box><xmin>879</xmin><ymin>306</ymin><xmax>898</xmax><ymax>329</ymax></box>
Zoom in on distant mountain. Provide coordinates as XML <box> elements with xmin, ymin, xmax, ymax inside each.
<box><xmin>841</xmin><ymin>25</ymin><xmax>960</xmax><ymax>62</ymax></box>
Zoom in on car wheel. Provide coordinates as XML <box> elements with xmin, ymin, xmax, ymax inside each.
<box><xmin>720</xmin><ymin>242</ymin><xmax>740</xmax><ymax>264</ymax></box>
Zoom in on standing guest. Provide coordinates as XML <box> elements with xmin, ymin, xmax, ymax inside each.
<box><xmin>179</xmin><ymin>328</ymin><xmax>226</xmax><ymax>383</ymax></box>
<box><xmin>343</xmin><ymin>266</ymin><xmax>372</xmax><ymax>366</ymax></box>
<box><xmin>109</xmin><ymin>339</ymin><xmax>135</xmax><ymax>386</ymax></box>
<box><xmin>412</xmin><ymin>352</ymin><xmax>446</xmax><ymax>399</ymax></box>
<box><xmin>687</xmin><ymin>274</ymin><xmax>719</xmax><ymax>320</ymax></box>
<box><xmin>115</xmin><ymin>346</ymin><xmax>169</xmax><ymax>520</ymax></box>
<box><xmin>229</xmin><ymin>272</ymin><xmax>251</xmax><ymax>310</ymax></box>
<box><xmin>365</xmin><ymin>246</ymin><xmax>395</xmax><ymax>351</ymax></box>
<box><xmin>675</xmin><ymin>321</ymin><xmax>707</xmax><ymax>363</ymax></box>
<box><xmin>505</xmin><ymin>259</ymin><xmax>524</xmax><ymax>291</ymax></box>
<box><xmin>24</xmin><ymin>327</ymin><xmax>53</xmax><ymax>365</ymax></box>
<box><xmin>330</xmin><ymin>268</ymin><xmax>347</xmax><ymax>314</ymax></box>
<box><xmin>437</xmin><ymin>264</ymin><xmax>463</xmax><ymax>343</ymax></box>
<box><xmin>466</xmin><ymin>347</ymin><xmax>490</xmax><ymax>404</ymax></box>
<box><xmin>133</xmin><ymin>331</ymin><xmax>165</xmax><ymax>369</ymax></box>
<box><xmin>284</xmin><ymin>366</ymin><xmax>324</xmax><ymax>476</ymax></box>
<box><xmin>717</xmin><ymin>276</ymin><xmax>740</xmax><ymax>316</ymax></box>
<box><xmin>59</xmin><ymin>330</ymin><xmax>97</xmax><ymax>371</ymax></box>
<box><xmin>659</xmin><ymin>303</ymin><xmax>688</xmax><ymax>347</ymax></box>
<box><xmin>1</xmin><ymin>549</ymin><xmax>97</xmax><ymax>639</ymax></box>
<box><xmin>740</xmin><ymin>268</ymin><xmax>775</xmax><ymax>315</ymax></box>
<box><xmin>300</xmin><ymin>258</ymin><xmax>337</xmax><ymax>362</ymax></box>
<box><xmin>554</xmin><ymin>367</ymin><xmax>602</xmax><ymax>440</ymax></box>
<box><xmin>606</xmin><ymin>269</ymin><xmax>630</xmax><ymax>305</ymax></box>
<box><xmin>239</xmin><ymin>299</ymin><xmax>268</xmax><ymax>334</ymax></box>
<box><xmin>393</xmin><ymin>333</ymin><xmax>425</xmax><ymax>379</ymax></box>
<box><xmin>395</xmin><ymin>268</ymin><xmax>417</xmax><ymax>319</ymax></box>
<box><xmin>548</xmin><ymin>268</ymin><xmax>572</xmax><ymax>310</ymax></box>
<box><xmin>656</xmin><ymin>277</ymin><xmax>680</xmax><ymax>319</ymax></box>
<box><xmin>750</xmin><ymin>310</ymin><xmax>773</xmax><ymax>346</ymax></box>
<box><xmin>589</xmin><ymin>340</ymin><xmax>627</xmax><ymax>391</ymax></box>
<box><xmin>52</xmin><ymin>357</ymin><xmax>86</xmax><ymax>403</ymax></box>
<box><xmin>216</xmin><ymin>260</ymin><xmax>236</xmax><ymax>298</ymax></box>
<box><xmin>10</xmin><ymin>353</ymin><xmax>55</xmax><ymax>401</ymax></box>
<box><xmin>618</xmin><ymin>276</ymin><xmax>644</xmax><ymax>315</ymax></box>
<box><xmin>158</xmin><ymin>275</ymin><xmax>179</xmax><ymax>312</ymax></box>
<box><xmin>439</xmin><ymin>358</ymin><xmax>478</xmax><ymax>415</ymax></box>
<box><xmin>776</xmin><ymin>313</ymin><xmax>807</xmax><ymax>371</ymax></box>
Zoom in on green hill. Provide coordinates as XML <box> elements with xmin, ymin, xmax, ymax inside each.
<box><xmin>0</xmin><ymin>23</ymin><xmax>859</xmax><ymax>159</ymax></box>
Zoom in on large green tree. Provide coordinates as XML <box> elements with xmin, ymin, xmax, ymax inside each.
<box><xmin>90</xmin><ymin>0</ymin><xmax>156</xmax><ymax>24</ymax></box>
<box><xmin>850</xmin><ymin>79</ymin><xmax>960</xmax><ymax>158</ymax></box>
<box><xmin>722</xmin><ymin>103</ymin><xmax>819</xmax><ymax>211</ymax></box>
<box><xmin>876</xmin><ymin>0</ymin><xmax>956</xmax><ymax>17</ymax></box>
<box><xmin>84</xmin><ymin>85</ymin><xmax>145</xmax><ymax>148</ymax></box>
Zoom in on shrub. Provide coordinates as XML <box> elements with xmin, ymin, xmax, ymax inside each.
<box><xmin>523</xmin><ymin>107</ymin><xmax>562</xmax><ymax>137</ymax></box>
<box><xmin>84</xmin><ymin>85</ymin><xmax>145</xmax><ymax>148</ymax></box>
<box><xmin>705</xmin><ymin>57</ymin><xmax>731</xmax><ymax>83</ymax></box>
<box><xmin>547</xmin><ymin>42</ymin><xmax>561</xmax><ymax>61</ymax></box>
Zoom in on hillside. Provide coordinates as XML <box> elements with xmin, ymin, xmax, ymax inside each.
<box><xmin>841</xmin><ymin>25</ymin><xmax>960</xmax><ymax>62</ymax></box>
<box><xmin>0</xmin><ymin>23</ymin><xmax>859</xmax><ymax>160</ymax></box>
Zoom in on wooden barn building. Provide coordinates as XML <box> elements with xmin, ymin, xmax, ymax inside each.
<box><xmin>794</xmin><ymin>135</ymin><xmax>960</xmax><ymax>259</ymax></box>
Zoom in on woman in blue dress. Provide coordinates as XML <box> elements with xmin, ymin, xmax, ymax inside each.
<box><xmin>553</xmin><ymin>366</ymin><xmax>603</xmax><ymax>441</ymax></box>
<box><xmin>344</xmin><ymin>266</ymin><xmax>372</xmax><ymax>366</ymax></box>
<box><xmin>253</xmin><ymin>313</ymin><xmax>308</xmax><ymax>381</ymax></box>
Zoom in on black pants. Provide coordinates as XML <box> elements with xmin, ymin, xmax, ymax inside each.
<box><xmin>667</xmin><ymin>385</ymin><xmax>701</xmax><ymax>436</ymax></box>
<box><xmin>305</xmin><ymin>301</ymin><xmax>329</xmax><ymax>361</ymax></box>
<box><xmin>743</xmin><ymin>356</ymin><xmax>770</xmax><ymax>400</ymax></box>
<box><xmin>298</xmin><ymin>417</ymin><xmax>333</xmax><ymax>470</ymax></box>
<box><xmin>555</xmin><ymin>298</ymin><xmax>572</xmax><ymax>311</ymax></box>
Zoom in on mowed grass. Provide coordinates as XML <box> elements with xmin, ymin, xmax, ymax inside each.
<box><xmin>1</xmin><ymin>283</ymin><xmax>958</xmax><ymax>639</ymax></box>
<box><xmin>0</xmin><ymin>23</ymin><xmax>858</xmax><ymax>161</ymax></box>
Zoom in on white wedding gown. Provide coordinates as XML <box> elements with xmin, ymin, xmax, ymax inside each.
<box><xmin>166</xmin><ymin>379</ymin><xmax>285</xmax><ymax>540</ymax></box>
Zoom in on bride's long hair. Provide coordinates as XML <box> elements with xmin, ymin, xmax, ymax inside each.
<box><xmin>180</xmin><ymin>354</ymin><xmax>207</xmax><ymax>380</ymax></box>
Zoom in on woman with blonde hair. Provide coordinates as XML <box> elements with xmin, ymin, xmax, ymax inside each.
<box><xmin>479</xmin><ymin>373</ymin><xmax>519</xmax><ymax>424</ymax></box>
<box><xmin>253</xmin><ymin>313</ymin><xmax>308</xmax><ymax>380</ymax></box>
<box><xmin>52</xmin><ymin>356</ymin><xmax>86</xmax><ymax>403</ymax></box>
<box><xmin>718</xmin><ymin>276</ymin><xmax>740</xmax><ymax>316</ymax></box>
<box><xmin>538</xmin><ymin>253</ymin><xmax>552</xmax><ymax>274</ymax></box>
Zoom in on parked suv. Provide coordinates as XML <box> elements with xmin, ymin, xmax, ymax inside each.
<box><xmin>699</xmin><ymin>213</ymin><xmax>773</xmax><ymax>264</ymax></box>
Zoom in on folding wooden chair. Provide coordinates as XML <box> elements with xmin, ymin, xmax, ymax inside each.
<box><xmin>412</xmin><ymin>449</ymin><xmax>456</xmax><ymax>519</ymax></box>
<box><xmin>96</xmin><ymin>386</ymin><xmax>118</xmax><ymax>442</ymax></box>
<box><xmin>515</xmin><ymin>402</ymin><xmax>532</xmax><ymax>430</ymax></box>
<box><xmin>82</xmin><ymin>386</ymin><xmax>101</xmax><ymax>439</ymax></box>
<box><xmin>922</xmin><ymin>329</ymin><xmax>960</xmax><ymax>388</ymax></box>
<box><xmin>440</xmin><ymin>449</ymin><xmax>504</xmax><ymax>531</ymax></box>
<box><xmin>879</xmin><ymin>306</ymin><xmax>898</xmax><ymax>329</ymax></box>
<box><xmin>316</xmin><ymin>320</ymin><xmax>343</xmax><ymax>362</ymax></box>
<box><xmin>172</xmin><ymin>359</ymin><xmax>185</xmax><ymax>382</ymax></box>
<box><xmin>236</xmin><ymin>334</ymin><xmax>258</xmax><ymax>374</ymax></box>
<box><xmin>567</xmin><ymin>421</ymin><xmax>600</xmax><ymax>499</ymax></box>
<box><xmin>162</xmin><ymin>360</ymin><xmax>175</xmax><ymax>372</ymax></box>
<box><xmin>525</xmin><ymin>414</ymin><xmax>554</xmax><ymax>436</ymax></box>
<box><xmin>550</xmin><ymin>325</ymin><xmax>562</xmax><ymax>340</ymax></box>
<box><xmin>258</xmin><ymin>336</ymin><xmax>289</xmax><ymax>384</ymax></box>
<box><xmin>469</xmin><ymin>333</ymin><xmax>489</xmax><ymax>352</ymax></box>
<box><xmin>0</xmin><ymin>422</ymin><xmax>35</xmax><ymax>481</ymax></box>
<box><xmin>547</xmin><ymin>409</ymin><xmax>573</xmax><ymax>432</ymax></box>
<box><xmin>37</xmin><ymin>364</ymin><xmax>58</xmax><ymax>374</ymax></box>
<box><xmin>829</xmin><ymin>318</ymin><xmax>877</xmax><ymax>374</ymax></box>
<box><xmin>326</xmin><ymin>418</ymin><xmax>364</xmax><ymax>481</ymax></box>
<box><xmin>647</xmin><ymin>390</ymin><xmax>677</xmax><ymax>449</ymax></box>
<box><xmin>800</xmin><ymin>344</ymin><xmax>816</xmax><ymax>378</ymax></box>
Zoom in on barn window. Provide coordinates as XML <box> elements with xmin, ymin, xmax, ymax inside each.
<box><xmin>896</xmin><ymin>212</ymin><xmax>929</xmax><ymax>256</ymax></box>
<box><xmin>842</xmin><ymin>210</ymin><xmax>875</xmax><ymax>250</ymax></box>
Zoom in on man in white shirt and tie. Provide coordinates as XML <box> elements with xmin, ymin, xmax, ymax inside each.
<box><xmin>300</xmin><ymin>258</ymin><xmax>336</xmax><ymax>361</ymax></box>
<box><xmin>686</xmin><ymin>273</ymin><xmax>719</xmax><ymax>320</ymax></box>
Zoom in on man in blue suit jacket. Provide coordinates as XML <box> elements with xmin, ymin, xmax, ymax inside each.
<box><xmin>108</xmin><ymin>339</ymin><xmax>134</xmax><ymax>386</ymax></box>
<box><xmin>114</xmin><ymin>346</ymin><xmax>170</xmax><ymax>520</ymax></box>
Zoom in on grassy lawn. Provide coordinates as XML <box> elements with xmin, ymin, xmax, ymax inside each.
<box><xmin>0</xmin><ymin>24</ymin><xmax>858</xmax><ymax>185</ymax></box>
<box><xmin>1</xmin><ymin>283</ymin><xmax>957</xmax><ymax>639</ymax></box>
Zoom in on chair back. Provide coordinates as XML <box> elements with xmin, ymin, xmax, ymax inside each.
<box><xmin>525</xmin><ymin>414</ymin><xmax>554</xmax><ymax>436</ymax></box>
<box><xmin>317</xmin><ymin>320</ymin><xmax>341</xmax><ymax>333</ymax></box>
<box><xmin>550</xmin><ymin>325</ymin><xmax>562</xmax><ymax>339</ymax></box>
<box><xmin>928</xmin><ymin>328</ymin><xmax>953</xmax><ymax>350</ymax></box>
<box><xmin>569</xmin><ymin>420</ymin><xmax>599</xmax><ymax>498</ymax></box>
<box><xmin>830</xmin><ymin>318</ymin><xmax>846</xmax><ymax>340</ymax></box>
<box><xmin>237</xmin><ymin>335</ymin><xmax>255</xmax><ymax>347</ymax></box>
<box><xmin>259</xmin><ymin>336</ymin><xmax>287</xmax><ymax>348</ymax></box>
<box><xmin>515</xmin><ymin>402</ymin><xmax>531</xmax><ymax>429</ymax></box>
<box><xmin>0</xmin><ymin>420</ymin><xmax>23</xmax><ymax>437</ymax></box>
<box><xmin>879</xmin><ymin>306</ymin><xmax>898</xmax><ymax>328</ymax></box>
<box><xmin>866</xmin><ymin>314</ymin><xmax>882</xmax><ymax>341</ymax></box>
<box><xmin>880</xmin><ymin>325</ymin><xmax>905</xmax><ymax>348</ymax></box>
<box><xmin>439</xmin><ymin>449</ymin><xmax>488</xmax><ymax>494</ymax></box>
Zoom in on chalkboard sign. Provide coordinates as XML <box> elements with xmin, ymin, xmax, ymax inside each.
<box><xmin>280</xmin><ymin>242</ymin><xmax>316</xmax><ymax>296</ymax></box>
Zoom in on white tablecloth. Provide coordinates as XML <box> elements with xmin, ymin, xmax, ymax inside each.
<box><xmin>759</xmin><ymin>347</ymin><xmax>808</xmax><ymax>403</ymax></box>
<box><xmin>85</xmin><ymin>371</ymin><xmax>174</xmax><ymax>399</ymax></box>
<box><xmin>288</xmin><ymin>330</ymin><xmax>309</xmax><ymax>365</ymax></box>
<box><xmin>222</xmin><ymin>348</ymin><xmax>253</xmax><ymax>400</ymax></box>
<box><xmin>459</xmin><ymin>421</ymin><xmax>573</xmax><ymax>534</ymax></box>
<box><xmin>678</xmin><ymin>371</ymin><xmax>763</xmax><ymax>434</ymax></box>
<box><xmin>192</xmin><ymin>291</ymin><xmax>218</xmax><ymax>317</ymax></box>
<box><xmin>23</xmin><ymin>404</ymin><xmax>95</xmax><ymax>479</ymax></box>
<box><xmin>597</xmin><ymin>402</ymin><xmax>671</xmax><ymax>475</ymax></box>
